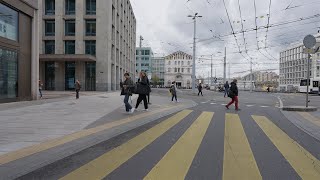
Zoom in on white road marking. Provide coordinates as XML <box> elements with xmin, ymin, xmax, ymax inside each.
<box><xmin>277</xmin><ymin>96</ymin><xmax>283</xmax><ymax>108</ymax></box>
<box><xmin>260</xmin><ymin>106</ymin><xmax>269</xmax><ymax>108</ymax></box>
<box><xmin>210</xmin><ymin>103</ymin><xmax>216</xmax><ymax>105</ymax></box>
<box><xmin>221</xmin><ymin>104</ymin><xmax>227</xmax><ymax>106</ymax></box>
<box><xmin>246</xmin><ymin>105</ymin><xmax>255</xmax><ymax>107</ymax></box>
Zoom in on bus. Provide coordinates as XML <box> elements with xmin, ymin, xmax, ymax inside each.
<box><xmin>299</xmin><ymin>78</ymin><xmax>320</xmax><ymax>94</ymax></box>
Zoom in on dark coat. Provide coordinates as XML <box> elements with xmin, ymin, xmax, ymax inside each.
<box><xmin>224</xmin><ymin>83</ymin><xmax>230</xmax><ymax>89</ymax></box>
<box><xmin>122</xmin><ymin>77</ymin><xmax>134</xmax><ymax>94</ymax></box>
<box><xmin>229</xmin><ymin>82</ymin><xmax>238</xmax><ymax>96</ymax></box>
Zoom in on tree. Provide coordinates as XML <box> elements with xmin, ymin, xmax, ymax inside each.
<box><xmin>151</xmin><ymin>74</ymin><xmax>160</xmax><ymax>86</ymax></box>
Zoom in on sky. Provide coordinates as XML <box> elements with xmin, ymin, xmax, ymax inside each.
<box><xmin>131</xmin><ymin>0</ymin><xmax>320</xmax><ymax>78</ymax></box>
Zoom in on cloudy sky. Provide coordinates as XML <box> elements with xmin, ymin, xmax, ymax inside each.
<box><xmin>131</xmin><ymin>0</ymin><xmax>320</xmax><ymax>78</ymax></box>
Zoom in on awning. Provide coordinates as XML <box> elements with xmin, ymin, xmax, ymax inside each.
<box><xmin>39</xmin><ymin>54</ymin><xmax>96</xmax><ymax>62</ymax></box>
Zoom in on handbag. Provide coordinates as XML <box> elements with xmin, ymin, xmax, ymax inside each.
<box><xmin>135</xmin><ymin>83</ymin><xmax>149</xmax><ymax>95</ymax></box>
<box><xmin>228</xmin><ymin>90</ymin><xmax>235</xmax><ymax>98</ymax></box>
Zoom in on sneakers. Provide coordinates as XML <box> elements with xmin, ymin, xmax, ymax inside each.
<box><xmin>144</xmin><ymin>109</ymin><xmax>149</xmax><ymax>111</ymax></box>
<box><xmin>130</xmin><ymin>108</ymin><xmax>135</xmax><ymax>113</ymax></box>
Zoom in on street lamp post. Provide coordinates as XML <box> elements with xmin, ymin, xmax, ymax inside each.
<box><xmin>188</xmin><ymin>13</ymin><xmax>202</xmax><ymax>94</ymax></box>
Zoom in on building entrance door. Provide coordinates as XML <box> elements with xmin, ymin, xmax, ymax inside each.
<box><xmin>85</xmin><ymin>62</ymin><xmax>96</xmax><ymax>91</ymax></box>
<box><xmin>176</xmin><ymin>82</ymin><xmax>182</xmax><ymax>87</ymax></box>
<box><xmin>45</xmin><ymin>62</ymin><xmax>55</xmax><ymax>90</ymax></box>
<box><xmin>65</xmin><ymin>62</ymin><xmax>75</xmax><ymax>90</ymax></box>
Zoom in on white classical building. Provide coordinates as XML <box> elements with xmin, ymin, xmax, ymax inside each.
<box><xmin>164</xmin><ymin>51</ymin><xmax>193</xmax><ymax>88</ymax></box>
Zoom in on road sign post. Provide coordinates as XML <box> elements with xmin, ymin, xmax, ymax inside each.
<box><xmin>303</xmin><ymin>35</ymin><xmax>317</xmax><ymax>108</ymax></box>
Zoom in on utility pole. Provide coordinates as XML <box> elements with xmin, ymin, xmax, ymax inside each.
<box><xmin>306</xmin><ymin>54</ymin><xmax>311</xmax><ymax>107</ymax></box>
<box><xmin>223</xmin><ymin>47</ymin><xmax>226</xmax><ymax>83</ymax></box>
<box><xmin>188</xmin><ymin>13</ymin><xmax>202</xmax><ymax>94</ymax></box>
<box><xmin>250</xmin><ymin>60</ymin><xmax>253</xmax><ymax>92</ymax></box>
<box><xmin>229</xmin><ymin>62</ymin><xmax>231</xmax><ymax>81</ymax></box>
<box><xmin>211</xmin><ymin>54</ymin><xmax>213</xmax><ymax>86</ymax></box>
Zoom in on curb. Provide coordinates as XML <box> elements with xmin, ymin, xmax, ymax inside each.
<box><xmin>282</xmin><ymin>106</ymin><xmax>317</xmax><ymax>112</ymax></box>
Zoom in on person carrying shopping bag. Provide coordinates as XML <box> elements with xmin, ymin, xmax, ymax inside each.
<box><xmin>120</xmin><ymin>73</ymin><xmax>135</xmax><ymax>113</ymax></box>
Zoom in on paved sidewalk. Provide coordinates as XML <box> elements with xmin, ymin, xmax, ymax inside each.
<box><xmin>0</xmin><ymin>91</ymin><xmax>132</xmax><ymax>155</ymax></box>
<box><xmin>0</xmin><ymin>92</ymin><xmax>196</xmax><ymax>179</ymax></box>
<box><xmin>282</xmin><ymin>110</ymin><xmax>320</xmax><ymax>141</ymax></box>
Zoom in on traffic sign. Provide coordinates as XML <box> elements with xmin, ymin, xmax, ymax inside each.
<box><xmin>303</xmin><ymin>48</ymin><xmax>316</xmax><ymax>54</ymax></box>
<box><xmin>303</xmin><ymin>35</ymin><xmax>317</xmax><ymax>48</ymax></box>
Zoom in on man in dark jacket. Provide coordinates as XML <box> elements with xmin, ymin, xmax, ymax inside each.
<box><xmin>224</xmin><ymin>81</ymin><xmax>229</xmax><ymax>98</ymax></box>
<box><xmin>226</xmin><ymin>79</ymin><xmax>240</xmax><ymax>111</ymax></box>
<box><xmin>121</xmin><ymin>73</ymin><xmax>134</xmax><ymax>113</ymax></box>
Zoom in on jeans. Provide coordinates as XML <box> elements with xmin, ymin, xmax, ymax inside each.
<box><xmin>135</xmin><ymin>94</ymin><xmax>148</xmax><ymax>109</ymax></box>
<box><xmin>224</xmin><ymin>88</ymin><xmax>229</xmax><ymax>97</ymax></box>
<box><xmin>124</xmin><ymin>94</ymin><xmax>132</xmax><ymax>112</ymax></box>
<box><xmin>172</xmin><ymin>93</ymin><xmax>177</xmax><ymax>101</ymax></box>
<box><xmin>147</xmin><ymin>93</ymin><xmax>150</xmax><ymax>103</ymax></box>
<box><xmin>76</xmin><ymin>89</ymin><xmax>79</xmax><ymax>99</ymax></box>
<box><xmin>227</xmin><ymin>96</ymin><xmax>239</xmax><ymax>110</ymax></box>
<box><xmin>198</xmin><ymin>90</ymin><xmax>203</xmax><ymax>96</ymax></box>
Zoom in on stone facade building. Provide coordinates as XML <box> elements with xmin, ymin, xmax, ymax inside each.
<box><xmin>164</xmin><ymin>51</ymin><xmax>193</xmax><ymax>88</ymax></box>
<box><xmin>38</xmin><ymin>0</ymin><xmax>136</xmax><ymax>91</ymax></box>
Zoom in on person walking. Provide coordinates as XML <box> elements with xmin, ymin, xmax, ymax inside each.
<box><xmin>39</xmin><ymin>80</ymin><xmax>43</xmax><ymax>99</ymax></box>
<box><xmin>198</xmin><ymin>83</ymin><xmax>203</xmax><ymax>96</ymax></box>
<box><xmin>226</xmin><ymin>79</ymin><xmax>240</xmax><ymax>111</ymax></box>
<box><xmin>121</xmin><ymin>73</ymin><xmax>135</xmax><ymax>113</ymax></box>
<box><xmin>224</xmin><ymin>81</ymin><xmax>230</xmax><ymax>98</ymax></box>
<box><xmin>75</xmin><ymin>80</ymin><xmax>81</xmax><ymax>99</ymax></box>
<box><xmin>135</xmin><ymin>71</ymin><xmax>149</xmax><ymax>111</ymax></box>
<box><xmin>146</xmin><ymin>76</ymin><xmax>151</xmax><ymax>104</ymax></box>
<box><xmin>170</xmin><ymin>81</ymin><xmax>178</xmax><ymax>102</ymax></box>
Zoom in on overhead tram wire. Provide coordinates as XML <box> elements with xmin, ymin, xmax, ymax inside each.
<box><xmin>196</xmin><ymin>13</ymin><xmax>320</xmax><ymax>43</ymax></box>
<box><xmin>237</xmin><ymin>0</ymin><xmax>253</xmax><ymax>60</ymax></box>
<box><xmin>222</xmin><ymin>0</ymin><xmax>251</xmax><ymax>62</ymax></box>
<box><xmin>263</xmin><ymin>0</ymin><xmax>278</xmax><ymax>61</ymax></box>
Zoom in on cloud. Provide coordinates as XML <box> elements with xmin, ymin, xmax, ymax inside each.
<box><xmin>132</xmin><ymin>0</ymin><xmax>320</xmax><ymax>77</ymax></box>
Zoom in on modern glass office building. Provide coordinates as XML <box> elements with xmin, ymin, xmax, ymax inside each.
<box><xmin>0</xmin><ymin>0</ymin><xmax>39</xmax><ymax>103</ymax></box>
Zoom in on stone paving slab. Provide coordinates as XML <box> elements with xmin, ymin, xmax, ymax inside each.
<box><xmin>0</xmin><ymin>91</ymin><xmax>135</xmax><ymax>155</ymax></box>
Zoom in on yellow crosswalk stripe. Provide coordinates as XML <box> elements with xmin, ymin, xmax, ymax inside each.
<box><xmin>59</xmin><ymin>110</ymin><xmax>192</xmax><ymax>180</ymax></box>
<box><xmin>253</xmin><ymin>115</ymin><xmax>320</xmax><ymax>180</ymax></box>
<box><xmin>223</xmin><ymin>113</ymin><xmax>262</xmax><ymax>180</ymax></box>
<box><xmin>144</xmin><ymin>112</ymin><xmax>213</xmax><ymax>180</ymax></box>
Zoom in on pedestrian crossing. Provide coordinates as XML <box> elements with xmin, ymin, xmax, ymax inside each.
<box><xmin>59</xmin><ymin>110</ymin><xmax>320</xmax><ymax>180</ymax></box>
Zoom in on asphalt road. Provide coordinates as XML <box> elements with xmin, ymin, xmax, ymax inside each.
<box><xmin>18</xmin><ymin>89</ymin><xmax>320</xmax><ymax>180</ymax></box>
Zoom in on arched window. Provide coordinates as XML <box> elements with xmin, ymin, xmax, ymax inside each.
<box><xmin>168</xmin><ymin>61</ymin><xmax>171</xmax><ymax>65</ymax></box>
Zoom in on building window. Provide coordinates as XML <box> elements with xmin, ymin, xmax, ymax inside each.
<box><xmin>45</xmin><ymin>0</ymin><xmax>55</xmax><ymax>15</ymax></box>
<box><xmin>45</xmin><ymin>20</ymin><xmax>55</xmax><ymax>36</ymax></box>
<box><xmin>85</xmin><ymin>40</ymin><xmax>96</xmax><ymax>55</ymax></box>
<box><xmin>85</xmin><ymin>20</ymin><xmax>96</xmax><ymax>36</ymax></box>
<box><xmin>65</xmin><ymin>20</ymin><xmax>75</xmax><ymax>36</ymax></box>
<box><xmin>0</xmin><ymin>4</ymin><xmax>18</xmax><ymax>41</ymax></box>
<box><xmin>45</xmin><ymin>40</ymin><xmax>55</xmax><ymax>54</ymax></box>
<box><xmin>175</xmin><ymin>68</ymin><xmax>177</xmax><ymax>72</ymax></box>
<box><xmin>175</xmin><ymin>61</ymin><xmax>177</xmax><ymax>65</ymax></box>
<box><xmin>181</xmin><ymin>61</ymin><xmax>184</xmax><ymax>66</ymax></box>
<box><xmin>188</xmin><ymin>68</ymin><xmax>190</xmax><ymax>73</ymax></box>
<box><xmin>65</xmin><ymin>0</ymin><xmax>75</xmax><ymax>15</ymax></box>
<box><xmin>168</xmin><ymin>68</ymin><xmax>171</xmax><ymax>72</ymax></box>
<box><xmin>86</xmin><ymin>0</ymin><xmax>96</xmax><ymax>15</ymax></box>
<box><xmin>65</xmin><ymin>41</ymin><xmax>75</xmax><ymax>54</ymax></box>
<box><xmin>168</xmin><ymin>61</ymin><xmax>171</xmax><ymax>65</ymax></box>
<box><xmin>188</xmin><ymin>61</ymin><xmax>190</xmax><ymax>65</ymax></box>
<box><xmin>145</xmin><ymin>50</ymin><xmax>150</xmax><ymax>55</ymax></box>
<box><xmin>0</xmin><ymin>48</ymin><xmax>18</xmax><ymax>99</ymax></box>
<box><xmin>182</xmin><ymin>68</ymin><xmax>184</xmax><ymax>73</ymax></box>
